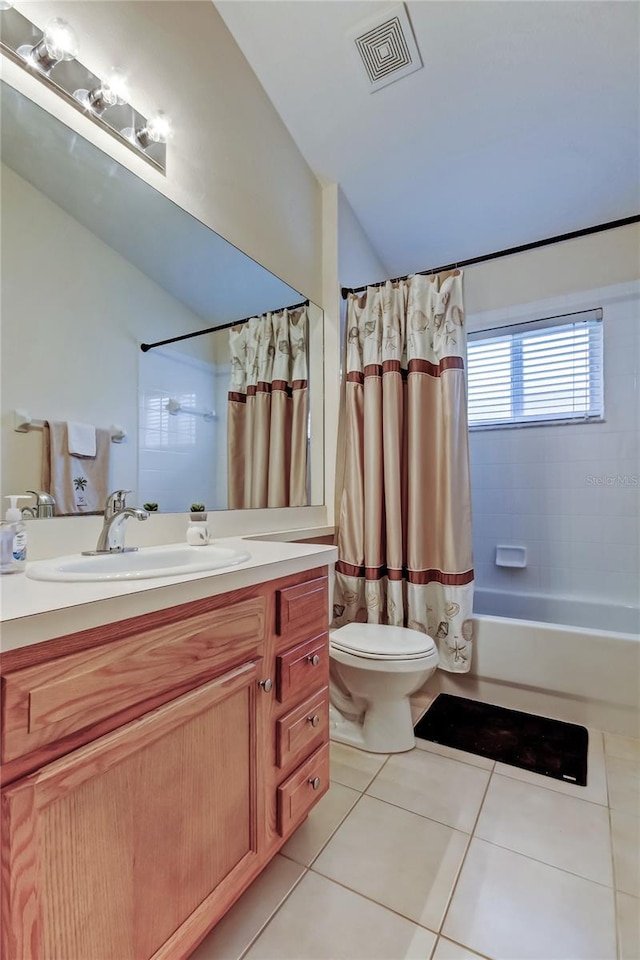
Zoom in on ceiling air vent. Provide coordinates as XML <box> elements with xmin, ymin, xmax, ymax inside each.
<box><xmin>349</xmin><ymin>3</ymin><xmax>422</xmax><ymax>93</ymax></box>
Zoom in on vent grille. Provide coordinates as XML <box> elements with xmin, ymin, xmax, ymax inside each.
<box><xmin>356</xmin><ymin>17</ymin><xmax>412</xmax><ymax>83</ymax></box>
<box><xmin>350</xmin><ymin>3</ymin><xmax>422</xmax><ymax>93</ymax></box>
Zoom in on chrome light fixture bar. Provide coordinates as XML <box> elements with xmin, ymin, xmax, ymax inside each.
<box><xmin>0</xmin><ymin>5</ymin><xmax>169</xmax><ymax>173</ymax></box>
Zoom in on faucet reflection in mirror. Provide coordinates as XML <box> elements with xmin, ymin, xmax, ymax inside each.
<box><xmin>0</xmin><ymin>5</ymin><xmax>171</xmax><ymax>172</ymax></box>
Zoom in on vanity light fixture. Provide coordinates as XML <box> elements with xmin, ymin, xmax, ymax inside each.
<box><xmin>0</xmin><ymin>5</ymin><xmax>169</xmax><ymax>173</ymax></box>
<box><xmin>17</xmin><ymin>17</ymin><xmax>78</xmax><ymax>74</ymax></box>
<box><xmin>74</xmin><ymin>69</ymin><xmax>130</xmax><ymax>115</ymax></box>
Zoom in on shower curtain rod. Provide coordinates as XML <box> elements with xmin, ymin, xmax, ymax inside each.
<box><xmin>340</xmin><ymin>214</ymin><xmax>640</xmax><ymax>298</ymax></box>
<box><xmin>140</xmin><ymin>298</ymin><xmax>310</xmax><ymax>352</ymax></box>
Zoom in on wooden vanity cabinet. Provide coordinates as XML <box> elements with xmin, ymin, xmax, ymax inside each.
<box><xmin>0</xmin><ymin>566</ymin><xmax>330</xmax><ymax>960</ymax></box>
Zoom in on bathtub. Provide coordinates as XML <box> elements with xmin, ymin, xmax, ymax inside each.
<box><xmin>433</xmin><ymin>589</ymin><xmax>640</xmax><ymax>737</ymax></box>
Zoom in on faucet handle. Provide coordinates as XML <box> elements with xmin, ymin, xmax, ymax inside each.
<box><xmin>104</xmin><ymin>489</ymin><xmax>131</xmax><ymax>517</ymax></box>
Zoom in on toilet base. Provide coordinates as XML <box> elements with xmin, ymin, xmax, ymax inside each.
<box><xmin>329</xmin><ymin>695</ymin><xmax>417</xmax><ymax>754</ymax></box>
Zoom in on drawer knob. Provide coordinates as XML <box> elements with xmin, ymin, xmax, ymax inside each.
<box><xmin>308</xmin><ymin>776</ymin><xmax>321</xmax><ymax>790</ymax></box>
<box><xmin>307</xmin><ymin>654</ymin><xmax>320</xmax><ymax>666</ymax></box>
<box><xmin>258</xmin><ymin>678</ymin><xmax>273</xmax><ymax>693</ymax></box>
<box><xmin>307</xmin><ymin>714</ymin><xmax>321</xmax><ymax>727</ymax></box>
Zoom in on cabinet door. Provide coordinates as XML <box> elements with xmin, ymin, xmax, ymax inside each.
<box><xmin>1</xmin><ymin>662</ymin><xmax>261</xmax><ymax>960</ymax></box>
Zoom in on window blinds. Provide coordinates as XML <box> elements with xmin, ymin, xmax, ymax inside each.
<box><xmin>467</xmin><ymin>309</ymin><xmax>603</xmax><ymax>428</ymax></box>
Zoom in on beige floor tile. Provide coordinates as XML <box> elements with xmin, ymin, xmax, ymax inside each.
<box><xmin>431</xmin><ymin>939</ymin><xmax>489</xmax><ymax>960</ymax></box>
<box><xmin>605</xmin><ymin>733</ymin><xmax>640</xmax><ymax>765</ymax></box>
<box><xmin>443</xmin><ymin>838</ymin><xmax>616</xmax><ymax>960</ymax></box>
<box><xmin>329</xmin><ymin>741</ymin><xmax>388</xmax><ymax>791</ymax></box>
<box><xmin>611</xmin><ymin>808</ymin><xmax>640</xmax><ymax>897</ymax></box>
<box><xmin>244</xmin><ymin>870</ymin><xmax>437</xmax><ymax>960</ymax></box>
<box><xmin>279</xmin><ymin>781</ymin><xmax>360</xmax><ymax>867</ymax></box>
<box><xmin>475</xmin><ymin>773</ymin><xmax>613</xmax><ymax>886</ymax></box>
<box><xmin>495</xmin><ymin>728</ymin><xmax>608</xmax><ymax>806</ymax></box>
<box><xmin>366</xmin><ymin>748</ymin><xmax>490</xmax><ymax>832</ymax></box>
<box><xmin>607</xmin><ymin>755</ymin><xmax>640</xmax><ymax>817</ymax></box>
<box><xmin>414</xmin><ymin>737</ymin><xmax>495</xmax><ymax>772</ymax></box>
<box><xmin>616</xmin><ymin>892</ymin><xmax>640</xmax><ymax>960</ymax></box>
<box><xmin>188</xmin><ymin>855</ymin><xmax>305</xmax><ymax>960</ymax></box>
<box><xmin>313</xmin><ymin>794</ymin><xmax>469</xmax><ymax>931</ymax></box>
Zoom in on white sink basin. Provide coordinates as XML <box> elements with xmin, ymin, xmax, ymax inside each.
<box><xmin>26</xmin><ymin>543</ymin><xmax>251</xmax><ymax>583</ymax></box>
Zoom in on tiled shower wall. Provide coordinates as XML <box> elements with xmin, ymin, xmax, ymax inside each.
<box><xmin>468</xmin><ymin>281</ymin><xmax>639</xmax><ymax>607</ymax></box>
<box><xmin>138</xmin><ymin>348</ymin><xmax>225</xmax><ymax>513</ymax></box>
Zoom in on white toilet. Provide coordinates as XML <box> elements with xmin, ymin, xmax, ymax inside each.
<box><xmin>329</xmin><ymin>622</ymin><xmax>439</xmax><ymax>754</ymax></box>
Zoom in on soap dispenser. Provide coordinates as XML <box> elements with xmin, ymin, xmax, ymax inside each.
<box><xmin>0</xmin><ymin>495</ymin><xmax>30</xmax><ymax>574</ymax></box>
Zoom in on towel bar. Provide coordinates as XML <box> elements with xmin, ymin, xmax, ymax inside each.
<box><xmin>13</xmin><ymin>409</ymin><xmax>126</xmax><ymax>443</ymax></box>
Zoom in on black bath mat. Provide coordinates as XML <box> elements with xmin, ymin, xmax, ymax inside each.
<box><xmin>414</xmin><ymin>694</ymin><xmax>588</xmax><ymax>786</ymax></box>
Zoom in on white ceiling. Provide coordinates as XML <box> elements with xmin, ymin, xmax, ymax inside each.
<box><xmin>216</xmin><ymin>1</ymin><xmax>640</xmax><ymax>280</ymax></box>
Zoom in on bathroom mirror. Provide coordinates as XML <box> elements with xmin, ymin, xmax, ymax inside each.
<box><xmin>0</xmin><ymin>81</ymin><xmax>324</xmax><ymax>514</ymax></box>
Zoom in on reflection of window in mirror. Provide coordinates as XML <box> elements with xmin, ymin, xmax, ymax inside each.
<box><xmin>142</xmin><ymin>394</ymin><xmax>197</xmax><ymax>448</ymax></box>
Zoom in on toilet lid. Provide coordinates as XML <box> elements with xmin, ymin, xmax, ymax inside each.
<box><xmin>330</xmin><ymin>622</ymin><xmax>436</xmax><ymax>660</ymax></box>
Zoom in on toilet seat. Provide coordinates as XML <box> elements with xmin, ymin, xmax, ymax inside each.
<box><xmin>330</xmin><ymin>622</ymin><xmax>436</xmax><ymax>661</ymax></box>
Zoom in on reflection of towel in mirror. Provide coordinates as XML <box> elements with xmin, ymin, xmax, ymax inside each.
<box><xmin>42</xmin><ymin>421</ymin><xmax>110</xmax><ymax>515</ymax></box>
<box><xmin>67</xmin><ymin>420</ymin><xmax>97</xmax><ymax>458</ymax></box>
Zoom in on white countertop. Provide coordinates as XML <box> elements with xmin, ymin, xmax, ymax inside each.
<box><xmin>0</xmin><ymin>536</ymin><xmax>337</xmax><ymax>653</ymax></box>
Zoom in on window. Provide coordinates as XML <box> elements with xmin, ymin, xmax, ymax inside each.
<box><xmin>141</xmin><ymin>391</ymin><xmax>197</xmax><ymax>448</ymax></box>
<box><xmin>467</xmin><ymin>309</ymin><xmax>603</xmax><ymax>428</ymax></box>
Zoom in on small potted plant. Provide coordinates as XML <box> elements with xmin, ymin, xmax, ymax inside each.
<box><xmin>190</xmin><ymin>503</ymin><xmax>207</xmax><ymax>521</ymax></box>
<box><xmin>143</xmin><ymin>502</ymin><xmax>159</xmax><ymax>512</ymax></box>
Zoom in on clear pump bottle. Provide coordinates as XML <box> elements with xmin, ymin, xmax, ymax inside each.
<box><xmin>0</xmin><ymin>495</ymin><xmax>30</xmax><ymax>574</ymax></box>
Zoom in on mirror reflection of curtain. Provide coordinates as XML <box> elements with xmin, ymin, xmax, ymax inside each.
<box><xmin>333</xmin><ymin>273</ymin><xmax>475</xmax><ymax>672</ymax></box>
<box><xmin>227</xmin><ymin>305</ymin><xmax>308</xmax><ymax>508</ymax></box>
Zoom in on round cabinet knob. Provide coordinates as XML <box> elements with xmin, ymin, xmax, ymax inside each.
<box><xmin>308</xmin><ymin>776</ymin><xmax>321</xmax><ymax>790</ymax></box>
<box><xmin>307</xmin><ymin>654</ymin><xmax>320</xmax><ymax>666</ymax></box>
<box><xmin>258</xmin><ymin>678</ymin><xmax>273</xmax><ymax>693</ymax></box>
<box><xmin>307</xmin><ymin>714</ymin><xmax>321</xmax><ymax>727</ymax></box>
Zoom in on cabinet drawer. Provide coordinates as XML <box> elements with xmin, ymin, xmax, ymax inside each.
<box><xmin>277</xmin><ymin>743</ymin><xmax>330</xmax><ymax>837</ymax></box>
<box><xmin>276</xmin><ymin>635</ymin><xmax>328</xmax><ymax>704</ymax></box>
<box><xmin>276</xmin><ymin>577</ymin><xmax>327</xmax><ymax>644</ymax></box>
<box><xmin>275</xmin><ymin>686</ymin><xmax>329</xmax><ymax>770</ymax></box>
<box><xmin>2</xmin><ymin>597</ymin><xmax>266</xmax><ymax>763</ymax></box>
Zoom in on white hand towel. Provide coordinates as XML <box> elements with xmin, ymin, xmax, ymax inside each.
<box><xmin>67</xmin><ymin>420</ymin><xmax>97</xmax><ymax>458</ymax></box>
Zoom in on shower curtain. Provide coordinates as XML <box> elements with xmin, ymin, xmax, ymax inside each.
<box><xmin>333</xmin><ymin>273</ymin><xmax>475</xmax><ymax>672</ymax></box>
<box><xmin>227</xmin><ymin>304</ymin><xmax>308</xmax><ymax>509</ymax></box>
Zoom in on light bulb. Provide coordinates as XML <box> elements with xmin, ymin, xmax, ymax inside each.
<box><xmin>18</xmin><ymin>17</ymin><xmax>78</xmax><ymax>73</ymax></box>
<box><xmin>74</xmin><ymin>69</ymin><xmax>130</xmax><ymax>114</ymax></box>
<box><xmin>101</xmin><ymin>70</ymin><xmax>129</xmax><ymax>106</ymax></box>
<box><xmin>43</xmin><ymin>17</ymin><xmax>78</xmax><ymax>61</ymax></box>
<box><xmin>144</xmin><ymin>112</ymin><xmax>172</xmax><ymax>144</ymax></box>
<box><xmin>125</xmin><ymin>112</ymin><xmax>173</xmax><ymax>150</ymax></box>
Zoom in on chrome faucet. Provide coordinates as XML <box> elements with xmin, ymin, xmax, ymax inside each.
<box><xmin>83</xmin><ymin>489</ymin><xmax>148</xmax><ymax>555</ymax></box>
<box><xmin>22</xmin><ymin>491</ymin><xmax>56</xmax><ymax>519</ymax></box>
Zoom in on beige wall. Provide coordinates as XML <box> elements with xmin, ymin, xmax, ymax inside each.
<box><xmin>338</xmin><ymin>187</ymin><xmax>388</xmax><ymax>291</ymax></box>
<box><xmin>7</xmin><ymin>1</ymin><xmax>322</xmax><ymax>304</ymax></box>
<box><xmin>464</xmin><ymin>222</ymin><xmax>640</xmax><ymax>316</ymax></box>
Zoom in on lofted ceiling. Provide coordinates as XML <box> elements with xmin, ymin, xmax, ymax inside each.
<box><xmin>216</xmin><ymin>1</ymin><xmax>640</xmax><ymax>280</ymax></box>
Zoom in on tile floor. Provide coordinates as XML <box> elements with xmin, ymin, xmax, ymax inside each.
<box><xmin>191</xmin><ymin>729</ymin><xmax>640</xmax><ymax>960</ymax></box>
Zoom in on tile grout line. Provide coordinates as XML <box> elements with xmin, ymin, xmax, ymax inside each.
<box><xmin>306</xmin><ymin>863</ymin><xmax>441</xmax><ymax>938</ymax></box>
<box><xmin>236</xmin><ymin>865</ymin><xmax>309</xmax><ymax>960</ymax></box>
<box><xmin>280</xmin><ymin>779</ymin><xmax>367</xmax><ymax>871</ymax></box>
<box><xmin>437</xmin><ymin>761</ymin><xmax>495</xmax><ymax>940</ymax></box>
<box><xmin>603</xmin><ymin>749</ymin><xmax>622</xmax><ymax>960</ymax></box>
<box><xmin>431</xmin><ymin>933</ymin><xmax>493</xmax><ymax>960</ymax></box>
